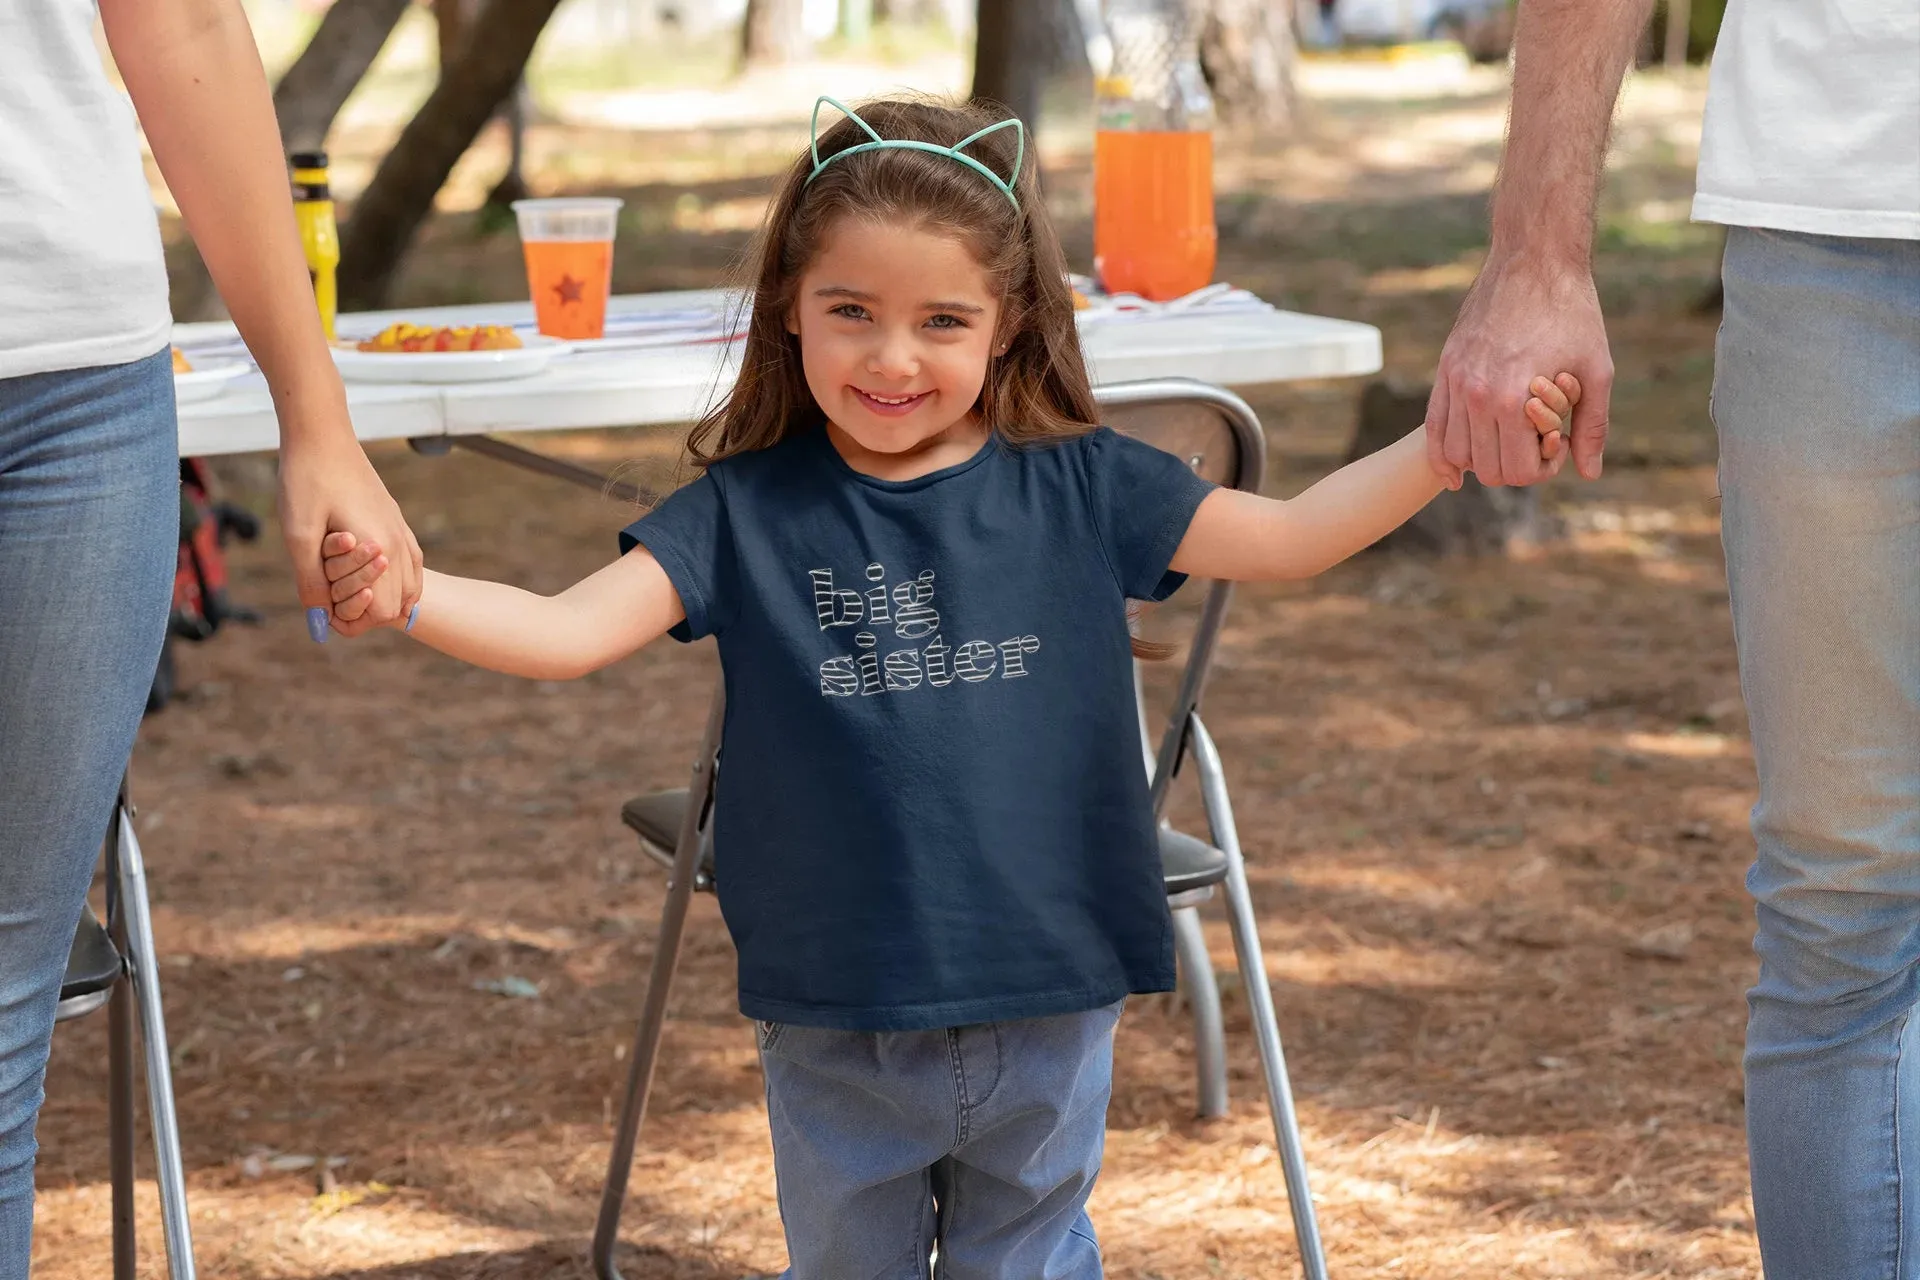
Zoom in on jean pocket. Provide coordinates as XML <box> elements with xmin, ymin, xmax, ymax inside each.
<box><xmin>755</xmin><ymin>1019</ymin><xmax>785</xmax><ymax>1052</ymax></box>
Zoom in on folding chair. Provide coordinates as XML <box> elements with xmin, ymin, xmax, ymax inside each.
<box><xmin>54</xmin><ymin>772</ymin><xmax>197</xmax><ymax>1280</ymax></box>
<box><xmin>592</xmin><ymin>378</ymin><xmax>1327</xmax><ymax>1280</ymax></box>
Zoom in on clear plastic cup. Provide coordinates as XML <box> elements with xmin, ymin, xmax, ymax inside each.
<box><xmin>511</xmin><ymin>198</ymin><xmax>623</xmax><ymax>340</ymax></box>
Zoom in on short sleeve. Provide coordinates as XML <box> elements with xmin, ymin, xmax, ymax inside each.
<box><xmin>619</xmin><ymin>470</ymin><xmax>737</xmax><ymax>642</ymax></box>
<box><xmin>1082</xmin><ymin>427</ymin><xmax>1217</xmax><ymax>602</ymax></box>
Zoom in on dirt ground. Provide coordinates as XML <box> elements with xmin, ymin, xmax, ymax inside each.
<box><xmin>35</xmin><ymin>64</ymin><xmax>1761</xmax><ymax>1279</ymax></box>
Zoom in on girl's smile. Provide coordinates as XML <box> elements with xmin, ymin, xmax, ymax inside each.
<box><xmin>851</xmin><ymin>387</ymin><xmax>932</xmax><ymax>415</ymax></box>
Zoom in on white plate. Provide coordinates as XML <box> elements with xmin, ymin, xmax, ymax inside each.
<box><xmin>172</xmin><ymin>360</ymin><xmax>252</xmax><ymax>404</ymax></box>
<box><xmin>330</xmin><ymin>334</ymin><xmax>568</xmax><ymax>384</ymax></box>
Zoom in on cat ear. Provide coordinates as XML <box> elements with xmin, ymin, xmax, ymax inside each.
<box><xmin>810</xmin><ymin>96</ymin><xmax>885</xmax><ymax>171</ymax></box>
<box><xmin>949</xmin><ymin>116</ymin><xmax>1027</xmax><ymax>195</ymax></box>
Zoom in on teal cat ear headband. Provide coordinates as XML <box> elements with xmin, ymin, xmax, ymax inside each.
<box><xmin>806</xmin><ymin>96</ymin><xmax>1026</xmax><ymax>210</ymax></box>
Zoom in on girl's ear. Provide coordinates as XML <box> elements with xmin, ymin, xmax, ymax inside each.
<box><xmin>784</xmin><ymin>308</ymin><xmax>801</xmax><ymax>336</ymax></box>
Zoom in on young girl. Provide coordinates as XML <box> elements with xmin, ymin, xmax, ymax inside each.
<box><xmin>324</xmin><ymin>96</ymin><xmax>1578</xmax><ymax>1278</ymax></box>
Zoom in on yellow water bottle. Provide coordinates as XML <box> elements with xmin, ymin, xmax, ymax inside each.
<box><xmin>290</xmin><ymin>150</ymin><xmax>340</xmax><ymax>340</ymax></box>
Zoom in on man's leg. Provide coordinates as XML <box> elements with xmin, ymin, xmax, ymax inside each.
<box><xmin>1716</xmin><ymin>228</ymin><xmax>1920</xmax><ymax>1278</ymax></box>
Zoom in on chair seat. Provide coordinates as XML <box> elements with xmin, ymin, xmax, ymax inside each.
<box><xmin>621</xmin><ymin>789</ymin><xmax>715</xmax><ymax>888</ymax></box>
<box><xmin>1159</xmin><ymin>827</ymin><xmax>1230</xmax><ymax>896</ymax></box>
<box><xmin>620</xmin><ymin>790</ymin><xmax>1228</xmax><ymax>899</ymax></box>
<box><xmin>58</xmin><ymin>907</ymin><xmax>121</xmax><ymax>1020</ymax></box>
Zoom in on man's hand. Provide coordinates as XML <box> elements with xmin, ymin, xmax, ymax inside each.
<box><xmin>1427</xmin><ymin>252</ymin><xmax>1613</xmax><ymax>488</ymax></box>
<box><xmin>1423</xmin><ymin>0</ymin><xmax>1653</xmax><ymax>489</ymax></box>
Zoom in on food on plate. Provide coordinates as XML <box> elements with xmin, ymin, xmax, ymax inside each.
<box><xmin>171</xmin><ymin>346</ymin><xmax>192</xmax><ymax>373</ymax></box>
<box><xmin>354</xmin><ymin>323</ymin><xmax>524</xmax><ymax>353</ymax></box>
<box><xmin>1071</xmin><ymin>288</ymin><xmax>1092</xmax><ymax>310</ymax></box>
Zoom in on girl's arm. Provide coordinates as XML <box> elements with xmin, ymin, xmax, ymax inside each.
<box><xmin>1171</xmin><ymin>428</ymin><xmax>1444</xmax><ymax>582</ymax></box>
<box><xmin>1172</xmin><ymin>374</ymin><xmax>1577</xmax><ymax>583</ymax></box>
<box><xmin>323</xmin><ymin>535</ymin><xmax>686</xmax><ymax>680</ymax></box>
<box><xmin>100</xmin><ymin>0</ymin><xmax>422</xmax><ymax>633</ymax></box>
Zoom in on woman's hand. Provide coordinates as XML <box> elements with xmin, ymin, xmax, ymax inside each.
<box><xmin>278</xmin><ymin>417</ymin><xmax>421</xmax><ymax>639</ymax></box>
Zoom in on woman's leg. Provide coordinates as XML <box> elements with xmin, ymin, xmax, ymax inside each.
<box><xmin>0</xmin><ymin>350</ymin><xmax>177</xmax><ymax>1276</ymax></box>
<box><xmin>932</xmin><ymin>1001</ymin><xmax>1122</xmax><ymax>1280</ymax></box>
<box><xmin>1716</xmin><ymin>229</ymin><xmax>1920</xmax><ymax>1278</ymax></box>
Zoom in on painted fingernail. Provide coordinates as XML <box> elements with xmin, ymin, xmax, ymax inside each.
<box><xmin>307</xmin><ymin>607</ymin><xmax>329</xmax><ymax>644</ymax></box>
<box><xmin>405</xmin><ymin>603</ymin><xmax>420</xmax><ymax>633</ymax></box>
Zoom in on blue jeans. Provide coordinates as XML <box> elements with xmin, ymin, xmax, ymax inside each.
<box><xmin>760</xmin><ymin>1000</ymin><xmax>1122</xmax><ymax>1279</ymax></box>
<box><xmin>0</xmin><ymin>350</ymin><xmax>177</xmax><ymax>1276</ymax></box>
<box><xmin>1716</xmin><ymin>228</ymin><xmax>1920</xmax><ymax>1279</ymax></box>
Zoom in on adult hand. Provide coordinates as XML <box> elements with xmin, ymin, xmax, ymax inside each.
<box><xmin>1426</xmin><ymin>251</ymin><xmax>1614</xmax><ymax>488</ymax></box>
<box><xmin>276</xmin><ymin>402</ymin><xmax>422</xmax><ymax>640</ymax></box>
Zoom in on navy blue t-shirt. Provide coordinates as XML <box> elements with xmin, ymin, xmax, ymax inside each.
<box><xmin>621</xmin><ymin>426</ymin><xmax>1214</xmax><ymax>1030</ymax></box>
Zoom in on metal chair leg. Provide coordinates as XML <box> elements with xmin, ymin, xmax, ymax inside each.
<box><xmin>107</xmin><ymin>963</ymin><xmax>137</xmax><ymax>1280</ymax></box>
<box><xmin>1190</xmin><ymin>716</ymin><xmax>1329</xmax><ymax>1280</ymax></box>
<box><xmin>1170</xmin><ymin>904</ymin><xmax>1229</xmax><ymax>1119</ymax></box>
<box><xmin>114</xmin><ymin>804</ymin><xmax>197</xmax><ymax>1280</ymax></box>
<box><xmin>593</xmin><ymin>695</ymin><xmax>725</xmax><ymax>1280</ymax></box>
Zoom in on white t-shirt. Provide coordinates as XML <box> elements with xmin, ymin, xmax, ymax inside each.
<box><xmin>0</xmin><ymin>1</ymin><xmax>172</xmax><ymax>380</ymax></box>
<box><xmin>1693</xmin><ymin>0</ymin><xmax>1920</xmax><ymax>240</ymax></box>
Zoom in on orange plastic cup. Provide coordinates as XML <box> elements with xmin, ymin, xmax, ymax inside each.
<box><xmin>511</xmin><ymin>198</ymin><xmax>622</xmax><ymax>339</ymax></box>
<box><xmin>1093</xmin><ymin>130</ymin><xmax>1217</xmax><ymax>301</ymax></box>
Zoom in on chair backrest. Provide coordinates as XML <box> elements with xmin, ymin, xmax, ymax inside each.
<box><xmin>1094</xmin><ymin>378</ymin><xmax>1266</xmax><ymax>820</ymax></box>
<box><xmin>678</xmin><ymin>378</ymin><xmax>1267</xmax><ymax>830</ymax></box>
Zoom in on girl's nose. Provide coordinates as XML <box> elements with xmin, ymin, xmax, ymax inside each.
<box><xmin>866</xmin><ymin>327</ymin><xmax>919</xmax><ymax>380</ymax></box>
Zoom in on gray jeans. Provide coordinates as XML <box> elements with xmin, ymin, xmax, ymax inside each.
<box><xmin>1716</xmin><ymin>227</ymin><xmax>1920</xmax><ymax>1278</ymax></box>
<box><xmin>0</xmin><ymin>348</ymin><xmax>177</xmax><ymax>1277</ymax></box>
<box><xmin>759</xmin><ymin>999</ymin><xmax>1123</xmax><ymax>1279</ymax></box>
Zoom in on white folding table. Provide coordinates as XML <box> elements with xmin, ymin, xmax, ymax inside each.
<box><xmin>173</xmin><ymin>288</ymin><xmax>1382</xmax><ymax>463</ymax></box>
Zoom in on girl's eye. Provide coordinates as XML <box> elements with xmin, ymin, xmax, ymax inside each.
<box><xmin>926</xmin><ymin>313</ymin><xmax>968</xmax><ymax>330</ymax></box>
<box><xmin>829</xmin><ymin>303</ymin><xmax>870</xmax><ymax>321</ymax></box>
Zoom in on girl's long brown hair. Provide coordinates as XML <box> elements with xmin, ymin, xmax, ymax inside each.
<box><xmin>687</xmin><ymin>95</ymin><xmax>1100</xmax><ymax>466</ymax></box>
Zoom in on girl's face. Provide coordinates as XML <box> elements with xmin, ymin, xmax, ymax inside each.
<box><xmin>786</xmin><ymin>218</ymin><xmax>1006</xmax><ymax>466</ymax></box>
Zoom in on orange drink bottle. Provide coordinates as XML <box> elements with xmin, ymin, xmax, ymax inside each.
<box><xmin>510</xmin><ymin>198</ymin><xmax>623</xmax><ymax>340</ymax></box>
<box><xmin>1092</xmin><ymin>0</ymin><xmax>1217</xmax><ymax>301</ymax></box>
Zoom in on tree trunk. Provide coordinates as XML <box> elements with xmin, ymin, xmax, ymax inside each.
<box><xmin>740</xmin><ymin>0</ymin><xmax>809</xmax><ymax>69</ymax></box>
<box><xmin>272</xmin><ymin>0</ymin><xmax>413</xmax><ymax>154</ymax></box>
<box><xmin>486</xmin><ymin>80</ymin><xmax>532</xmax><ymax>210</ymax></box>
<box><xmin>839</xmin><ymin>0</ymin><xmax>873</xmax><ymax>44</ymax></box>
<box><xmin>435</xmin><ymin>0</ymin><xmax>527</xmax><ymax>211</ymax></box>
<box><xmin>337</xmin><ymin>0</ymin><xmax>566</xmax><ymax>311</ymax></box>
<box><xmin>1199</xmin><ymin>0</ymin><xmax>1295</xmax><ymax>131</ymax></box>
<box><xmin>173</xmin><ymin>0</ymin><xmax>411</xmax><ymax>320</ymax></box>
<box><xmin>1663</xmin><ymin>0</ymin><xmax>1693</xmax><ymax>66</ymax></box>
<box><xmin>1347</xmin><ymin>380</ymin><xmax>1552</xmax><ymax>556</ymax></box>
<box><xmin>432</xmin><ymin>0</ymin><xmax>479</xmax><ymax>67</ymax></box>
<box><xmin>972</xmin><ymin>0</ymin><xmax>1084</xmax><ymax>130</ymax></box>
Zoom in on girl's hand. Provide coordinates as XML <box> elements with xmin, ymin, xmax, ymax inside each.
<box><xmin>1524</xmin><ymin>373</ymin><xmax>1582</xmax><ymax>477</ymax></box>
<box><xmin>322</xmin><ymin>531</ymin><xmax>399</xmax><ymax>628</ymax></box>
<box><xmin>282</xmin><ymin>431</ymin><xmax>424</xmax><ymax>638</ymax></box>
